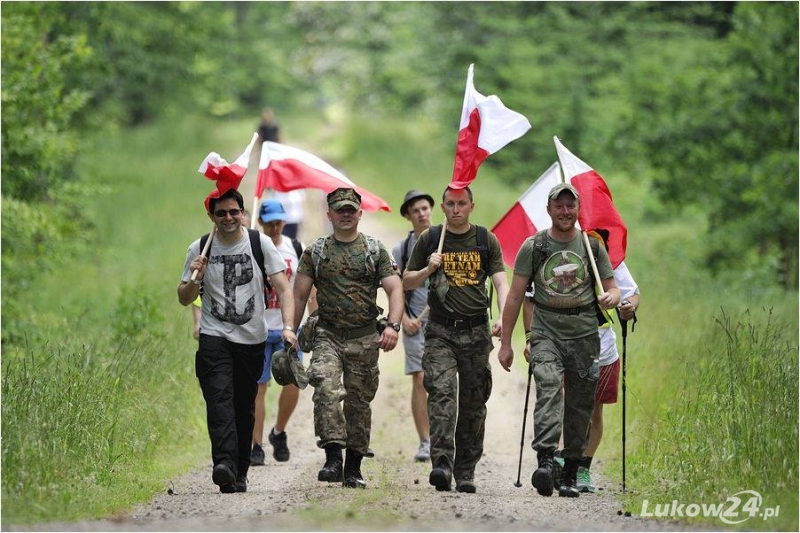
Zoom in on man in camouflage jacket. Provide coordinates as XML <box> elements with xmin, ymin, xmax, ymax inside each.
<box><xmin>292</xmin><ymin>188</ymin><xmax>404</xmax><ymax>489</ymax></box>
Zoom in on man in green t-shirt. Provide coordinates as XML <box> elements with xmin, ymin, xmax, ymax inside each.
<box><xmin>499</xmin><ymin>183</ymin><xmax>620</xmax><ymax>498</ymax></box>
<box><xmin>403</xmin><ymin>185</ymin><xmax>509</xmax><ymax>494</ymax></box>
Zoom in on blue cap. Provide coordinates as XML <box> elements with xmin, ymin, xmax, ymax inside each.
<box><xmin>260</xmin><ymin>199</ymin><xmax>287</xmax><ymax>223</ymax></box>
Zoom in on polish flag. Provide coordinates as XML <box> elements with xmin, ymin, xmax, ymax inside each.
<box><xmin>197</xmin><ymin>133</ymin><xmax>259</xmax><ymax>211</ymax></box>
<box><xmin>554</xmin><ymin>136</ymin><xmax>627</xmax><ymax>268</ymax></box>
<box><xmin>449</xmin><ymin>64</ymin><xmax>531</xmax><ymax>189</ymax></box>
<box><xmin>491</xmin><ymin>162</ymin><xmax>561</xmax><ymax>266</ymax></box>
<box><xmin>256</xmin><ymin>141</ymin><xmax>391</xmax><ymax>212</ymax></box>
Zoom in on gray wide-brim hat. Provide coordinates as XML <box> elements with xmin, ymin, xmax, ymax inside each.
<box><xmin>400</xmin><ymin>190</ymin><xmax>435</xmax><ymax>217</ymax></box>
<box><xmin>271</xmin><ymin>345</ymin><xmax>308</xmax><ymax>389</ymax></box>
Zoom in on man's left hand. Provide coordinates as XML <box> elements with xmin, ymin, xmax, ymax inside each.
<box><xmin>379</xmin><ymin>328</ymin><xmax>399</xmax><ymax>351</ymax></box>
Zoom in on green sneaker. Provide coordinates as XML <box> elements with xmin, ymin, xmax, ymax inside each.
<box><xmin>551</xmin><ymin>456</ymin><xmax>563</xmax><ymax>492</ymax></box>
<box><xmin>576</xmin><ymin>466</ymin><xmax>596</xmax><ymax>493</ymax></box>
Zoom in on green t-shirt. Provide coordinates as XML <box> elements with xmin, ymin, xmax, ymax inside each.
<box><xmin>514</xmin><ymin>231</ymin><xmax>614</xmax><ymax>339</ymax></box>
<box><xmin>407</xmin><ymin>225</ymin><xmax>505</xmax><ymax>317</ymax></box>
<box><xmin>297</xmin><ymin>233</ymin><xmax>397</xmax><ymax>329</ymax></box>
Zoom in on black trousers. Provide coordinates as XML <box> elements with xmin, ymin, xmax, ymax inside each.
<box><xmin>196</xmin><ymin>334</ymin><xmax>265</xmax><ymax>480</ymax></box>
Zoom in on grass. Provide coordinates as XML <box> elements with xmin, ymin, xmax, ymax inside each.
<box><xmin>2</xmin><ymin>110</ymin><xmax>797</xmax><ymax>530</ymax></box>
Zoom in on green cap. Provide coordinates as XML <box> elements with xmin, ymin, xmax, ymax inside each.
<box><xmin>327</xmin><ymin>188</ymin><xmax>362</xmax><ymax>210</ymax></box>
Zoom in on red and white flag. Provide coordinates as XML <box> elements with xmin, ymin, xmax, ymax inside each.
<box><xmin>491</xmin><ymin>162</ymin><xmax>561</xmax><ymax>266</ymax></box>
<box><xmin>450</xmin><ymin>64</ymin><xmax>531</xmax><ymax>189</ymax></box>
<box><xmin>554</xmin><ymin>136</ymin><xmax>627</xmax><ymax>268</ymax></box>
<box><xmin>197</xmin><ymin>132</ymin><xmax>259</xmax><ymax>210</ymax></box>
<box><xmin>256</xmin><ymin>141</ymin><xmax>391</xmax><ymax>212</ymax></box>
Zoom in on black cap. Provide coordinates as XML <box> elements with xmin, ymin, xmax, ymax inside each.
<box><xmin>399</xmin><ymin>190</ymin><xmax>435</xmax><ymax>217</ymax></box>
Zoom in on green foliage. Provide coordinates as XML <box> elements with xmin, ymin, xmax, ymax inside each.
<box><xmin>620</xmin><ymin>307</ymin><xmax>798</xmax><ymax>531</ymax></box>
<box><xmin>1</xmin><ymin>3</ymin><xmax>93</xmax><ymax>200</ymax></box>
<box><xmin>112</xmin><ymin>286</ymin><xmax>167</xmax><ymax>342</ymax></box>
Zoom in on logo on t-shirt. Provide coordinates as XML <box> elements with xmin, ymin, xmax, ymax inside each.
<box><xmin>541</xmin><ymin>250</ymin><xmax>587</xmax><ymax>296</ymax></box>
<box><xmin>443</xmin><ymin>250</ymin><xmax>482</xmax><ymax>287</ymax></box>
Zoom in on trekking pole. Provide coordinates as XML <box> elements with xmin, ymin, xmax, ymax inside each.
<box><xmin>620</xmin><ymin>313</ymin><xmax>628</xmax><ymax>493</ymax></box>
<box><xmin>514</xmin><ymin>360</ymin><xmax>534</xmax><ymax>487</ymax></box>
<box><xmin>191</xmin><ymin>226</ymin><xmax>217</xmax><ymax>281</ymax></box>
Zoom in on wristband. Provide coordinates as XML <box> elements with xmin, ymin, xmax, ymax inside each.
<box><xmin>525</xmin><ymin>330</ymin><xmax>532</xmax><ymax>342</ymax></box>
<box><xmin>283</xmin><ymin>325</ymin><xmax>293</xmax><ymax>332</ymax></box>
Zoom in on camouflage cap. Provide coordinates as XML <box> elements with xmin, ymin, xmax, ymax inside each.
<box><xmin>327</xmin><ymin>188</ymin><xmax>362</xmax><ymax>210</ymax></box>
<box><xmin>271</xmin><ymin>345</ymin><xmax>308</xmax><ymax>389</ymax></box>
<box><xmin>548</xmin><ymin>182</ymin><xmax>580</xmax><ymax>201</ymax></box>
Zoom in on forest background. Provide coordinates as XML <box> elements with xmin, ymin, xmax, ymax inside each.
<box><xmin>1</xmin><ymin>2</ymin><xmax>798</xmax><ymax>530</ymax></box>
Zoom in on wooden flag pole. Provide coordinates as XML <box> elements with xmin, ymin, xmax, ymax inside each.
<box><xmin>190</xmin><ymin>226</ymin><xmax>217</xmax><ymax>281</ymax></box>
<box><xmin>582</xmin><ymin>230</ymin><xmax>604</xmax><ymax>293</ymax></box>
<box><xmin>437</xmin><ymin>220</ymin><xmax>447</xmax><ymax>254</ymax></box>
<box><xmin>251</xmin><ymin>195</ymin><xmax>261</xmax><ymax>230</ymax></box>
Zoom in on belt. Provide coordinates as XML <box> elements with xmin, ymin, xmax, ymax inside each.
<box><xmin>428</xmin><ymin>311</ymin><xmax>488</xmax><ymax>330</ymax></box>
<box><xmin>318</xmin><ymin>321</ymin><xmax>376</xmax><ymax>340</ymax></box>
<box><xmin>534</xmin><ymin>301</ymin><xmax>595</xmax><ymax>316</ymax></box>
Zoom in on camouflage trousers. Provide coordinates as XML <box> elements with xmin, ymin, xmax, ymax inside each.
<box><xmin>422</xmin><ymin>321</ymin><xmax>493</xmax><ymax>482</ymax></box>
<box><xmin>307</xmin><ymin>328</ymin><xmax>380</xmax><ymax>455</ymax></box>
<box><xmin>529</xmin><ymin>330</ymin><xmax>599</xmax><ymax>460</ymax></box>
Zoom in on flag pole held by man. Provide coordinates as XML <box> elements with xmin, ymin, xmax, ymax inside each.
<box><xmin>401</xmin><ymin>64</ymin><xmax>527</xmax><ymax>494</ymax></box>
<box><xmin>178</xmin><ymin>142</ymin><xmax>298</xmax><ymax>494</ymax></box>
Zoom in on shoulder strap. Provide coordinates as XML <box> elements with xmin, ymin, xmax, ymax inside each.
<box><xmin>197</xmin><ymin>233</ymin><xmax>210</xmax><ymax>296</ymax></box>
<box><xmin>530</xmin><ymin>231</ymin><xmax>550</xmax><ymax>285</ymax></box>
<box><xmin>364</xmin><ymin>234</ymin><xmax>382</xmax><ymax>287</ymax></box>
<box><xmin>291</xmin><ymin>238</ymin><xmax>304</xmax><ymax>260</ymax></box>
<box><xmin>311</xmin><ymin>236</ymin><xmax>329</xmax><ymax>279</ymax></box>
<box><xmin>400</xmin><ymin>230</ymin><xmax>414</xmax><ymax>271</ymax></box>
<box><xmin>247</xmin><ymin>229</ymin><xmax>271</xmax><ymax>293</ymax></box>
<box><xmin>475</xmin><ymin>225</ymin><xmax>490</xmax><ymax>282</ymax></box>
<box><xmin>426</xmin><ymin>225</ymin><xmax>442</xmax><ymax>255</ymax></box>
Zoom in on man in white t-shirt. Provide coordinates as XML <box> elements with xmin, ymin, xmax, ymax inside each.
<box><xmin>250</xmin><ymin>199</ymin><xmax>317</xmax><ymax>466</ymax></box>
<box><xmin>178</xmin><ymin>188</ymin><xmax>297</xmax><ymax>494</ymax></box>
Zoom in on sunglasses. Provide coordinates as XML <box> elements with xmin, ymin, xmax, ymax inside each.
<box><xmin>214</xmin><ymin>208</ymin><xmax>242</xmax><ymax>218</ymax></box>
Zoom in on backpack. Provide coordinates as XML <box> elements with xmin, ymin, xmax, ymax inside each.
<box><xmin>199</xmin><ymin>229</ymin><xmax>272</xmax><ymax>305</ymax></box>
<box><xmin>425</xmin><ymin>224</ymin><xmax>494</xmax><ymax>314</ymax></box>
<box><xmin>310</xmin><ymin>233</ymin><xmax>383</xmax><ymax>288</ymax></box>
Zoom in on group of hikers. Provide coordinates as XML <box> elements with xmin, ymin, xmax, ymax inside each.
<box><xmin>178</xmin><ymin>171</ymin><xmax>640</xmax><ymax>497</ymax></box>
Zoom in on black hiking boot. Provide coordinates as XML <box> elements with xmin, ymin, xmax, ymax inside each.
<box><xmin>558</xmin><ymin>458</ymin><xmax>580</xmax><ymax>498</ymax></box>
<box><xmin>531</xmin><ymin>451</ymin><xmax>554</xmax><ymax>497</ymax></box>
<box><xmin>342</xmin><ymin>449</ymin><xmax>367</xmax><ymax>489</ymax></box>
<box><xmin>429</xmin><ymin>458</ymin><xmax>452</xmax><ymax>492</ymax></box>
<box><xmin>317</xmin><ymin>444</ymin><xmax>343</xmax><ymax>482</ymax></box>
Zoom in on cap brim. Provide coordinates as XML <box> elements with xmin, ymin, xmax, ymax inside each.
<box><xmin>260</xmin><ymin>214</ymin><xmax>287</xmax><ymax>223</ymax></box>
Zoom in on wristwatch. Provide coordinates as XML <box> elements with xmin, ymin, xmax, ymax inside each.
<box><xmin>389</xmin><ymin>322</ymin><xmax>401</xmax><ymax>332</ymax></box>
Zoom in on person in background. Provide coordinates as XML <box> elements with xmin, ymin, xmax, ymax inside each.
<box><xmin>250</xmin><ymin>200</ymin><xmax>316</xmax><ymax>465</ymax></box>
<box><xmin>402</xmin><ymin>185</ymin><xmax>509</xmax><ymax>494</ymax></box>
<box><xmin>178</xmin><ymin>189</ymin><xmax>296</xmax><ymax>494</ymax></box>
<box><xmin>391</xmin><ymin>190</ymin><xmax>436</xmax><ymax>462</ymax></box>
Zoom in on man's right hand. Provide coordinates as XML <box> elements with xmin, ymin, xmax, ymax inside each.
<box><xmin>498</xmin><ymin>345</ymin><xmax>514</xmax><ymax>372</ymax></box>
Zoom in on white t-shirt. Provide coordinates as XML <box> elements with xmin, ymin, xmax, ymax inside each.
<box><xmin>598</xmin><ymin>261</ymin><xmax>640</xmax><ymax>366</ymax></box>
<box><xmin>265</xmin><ymin>237</ymin><xmax>303</xmax><ymax>331</ymax></box>
<box><xmin>182</xmin><ymin>229</ymin><xmax>286</xmax><ymax>344</ymax></box>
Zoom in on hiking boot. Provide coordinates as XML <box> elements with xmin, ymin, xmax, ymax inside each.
<box><xmin>414</xmin><ymin>439</ymin><xmax>431</xmax><ymax>462</ymax></box>
<box><xmin>531</xmin><ymin>452</ymin><xmax>554</xmax><ymax>497</ymax></box>
<box><xmin>212</xmin><ymin>463</ymin><xmax>236</xmax><ymax>489</ymax></box>
<box><xmin>250</xmin><ymin>443</ymin><xmax>265</xmax><ymax>466</ymax></box>
<box><xmin>429</xmin><ymin>458</ymin><xmax>452</xmax><ymax>492</ymax></box>
<box><xmin>558</xmin><ymin>458</ymin><xmax>580</xmax><ymax>498</ymax></box>
<box><xmin>268</xmin><ymin>429</ymin><xmax>291</xmax><ymax>462</ymax></box>
<box><xmin>553</xmin><ymin>456</ymin><xmax>564</xmax><ymax>491</ymax></box>
<box><xmin>456</xmin><ymin>480</ymin><xmax>476</xmax><ymax>493</ymax></box>
<box><xmin>342</xmin><ymin>450</ymin><xmax>366</xmax><ymax>489</ymax></box>
<box><xmin>317</xmin><ymin>444</ymin><xmax>343</xmax><ymax>482</ymax></box>
<box><xmin>576</xmin><ymin>466</ymin><xmax>596</xmax><ymax>493</ymax></box>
